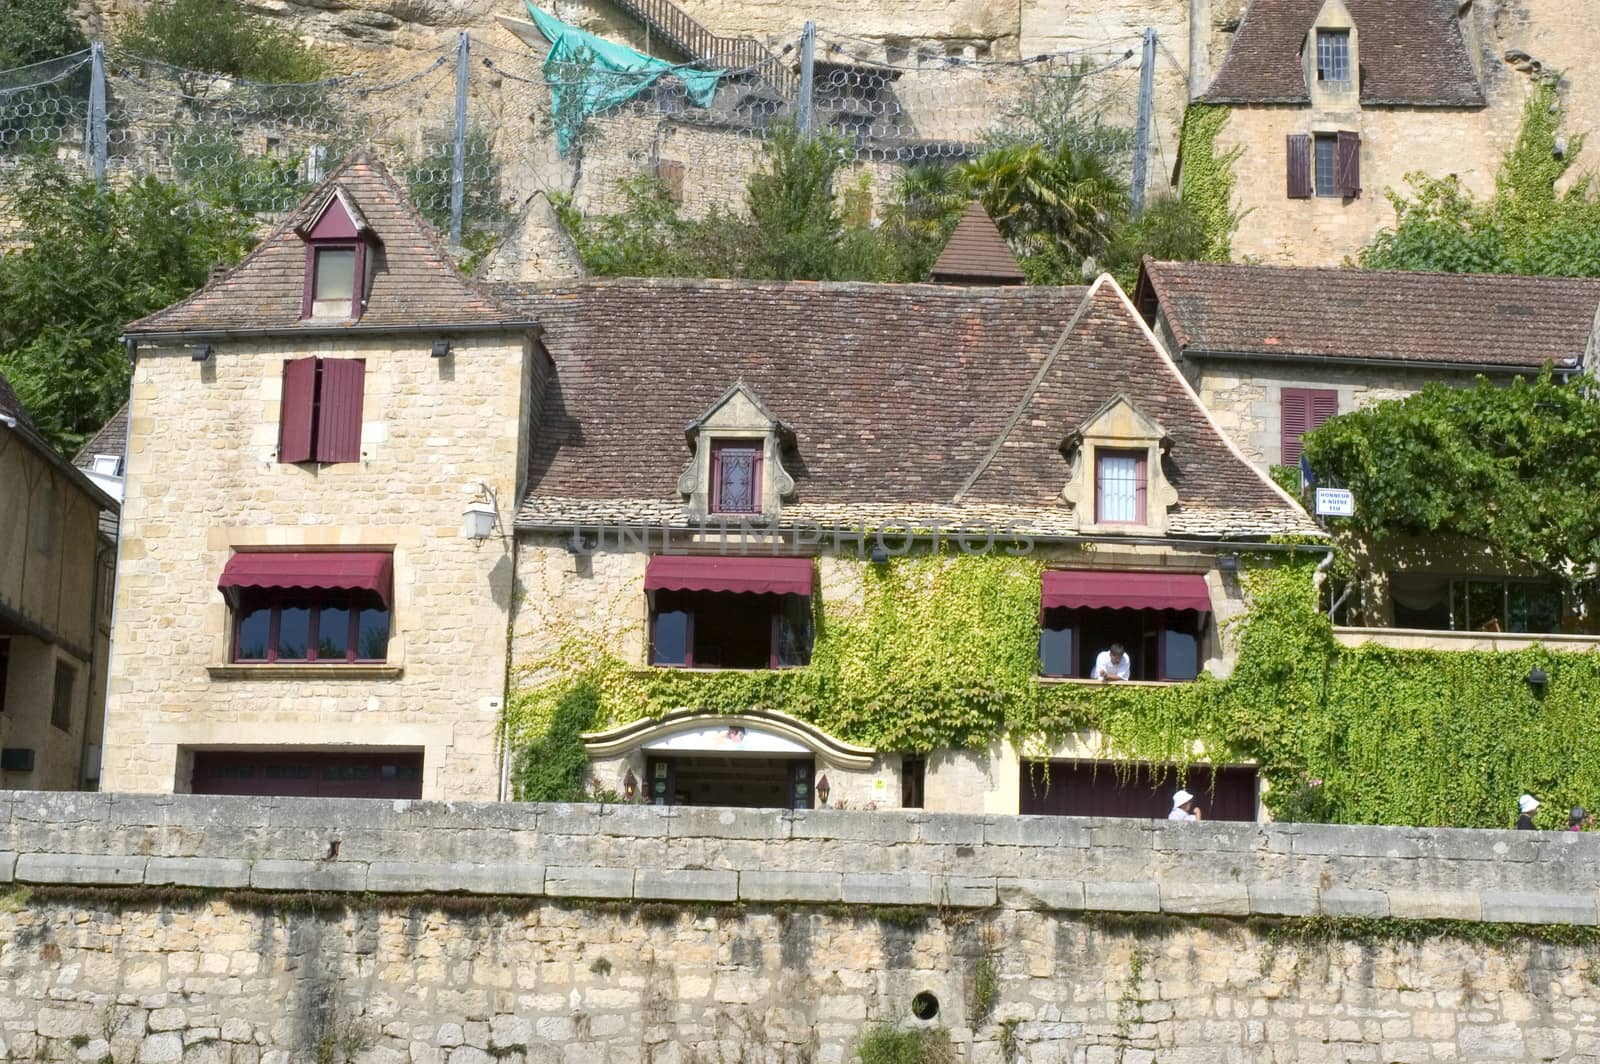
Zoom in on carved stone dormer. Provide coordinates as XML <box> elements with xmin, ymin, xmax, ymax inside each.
<box><xmin>677</xmin><ymin>382</ymin><xmax>796</xmax><ymax>519</ymax></box>
<box><xmin>1059</xmin><ymin>395</ymin><xmax>1180</xmax><ymax>536</ymax></box>
<box><xmin>1304</xmin><ymin>0</ymin><xmax>1359</xmax><ymax>111</ymax></box>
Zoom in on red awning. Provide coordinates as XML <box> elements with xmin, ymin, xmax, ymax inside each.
<box><xmin>645</xmin><ymin>555</ymin><xmax>814</xmax><ymax>596</ymax></box>
<box><xmin>218</xmin><ymin>552</ymin><xmax>394</xmax><ymax>605</ymax></box>
<box><xmin>1041</xmin><ymin>570</ymin><xmax>1212</xmax><ymax>613</ymax></box>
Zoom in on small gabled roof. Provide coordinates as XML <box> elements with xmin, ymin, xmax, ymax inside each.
<box><xmin>1138</xmin><ymin>259</ymin><xmax>1600</xmax><ymax>371</ymax></box>
<box><xmin>929</xmin><ymin>201</ymin><xmax>1026</xmax><ymax>285</ymax></box>
<box><xmin>1201</xmin><ymin>0</ymin><xmax>1484</xmax><ymax>107</ymax></box>
<box><xmin>126</xmin><ymin>156</ymin><xmax>534</xmax><ymax>337</ymax></box>
<box><xmin>293</xmin><ymin>184</ymin><xmax>375</xmax><ymax>241</ymax></box>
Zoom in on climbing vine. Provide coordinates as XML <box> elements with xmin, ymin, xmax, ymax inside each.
<box><xmin>507</xmin><ymin>550</ymin><xmax>1600</xmax><ymax>829</ymax></box>
<box><xmin>1175</xmin><ymin>104</ymin><xmax>1243</xmax><ymax>261</ymax></box>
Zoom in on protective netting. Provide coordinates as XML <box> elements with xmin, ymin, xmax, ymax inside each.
<box><xmin>0</xmin><ymin>26</ymin><xmax>1154</xmax><ymax>245</ymax></box>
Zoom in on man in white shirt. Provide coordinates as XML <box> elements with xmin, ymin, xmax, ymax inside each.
<box><xmin>1169</xmin><ymin>788</ymin><xmax>1201</xmax><ymax>821</ymax></box>
<box><xmin>1091</xmin><ymin>643</ymin><xmax>1131</xmax><ymax>682</ymax></box>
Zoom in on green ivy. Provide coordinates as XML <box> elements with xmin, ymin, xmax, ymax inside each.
<box><xmin>509</xmin><ymin>553</ymin><xmax>1600</xmax><ymax>828</ymax></box>
<box><xmin>1175</xmin><ymin>104</ymin><xmax>1243</xmax><ymax>261</ymax></box>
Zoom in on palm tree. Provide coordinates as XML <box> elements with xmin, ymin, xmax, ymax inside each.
<box><xmin>959</xmin><ymin>142</ymin><xmax>1128</xmax><ymax>265</ymax></box>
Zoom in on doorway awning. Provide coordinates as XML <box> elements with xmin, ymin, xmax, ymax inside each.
<box><xmin>644</xmin><ymin>555</ymin><xmax>814</xmax><ymax>596</ymax></box>
<box><xmin>218</xmin><ymin>551</ymin><xmax>394</xmax><ymax>606</ymax></box>
<box><xmin>1041</xmin><ymin>570</ymin><xmax>1212</xmax><ymax>612</ymax></box>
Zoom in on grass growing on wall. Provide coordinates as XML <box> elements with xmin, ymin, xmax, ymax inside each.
<box><xmin>507</xmin><ymin>551</ymin><xmax>1600</xmax><ymax>828</ymax></box>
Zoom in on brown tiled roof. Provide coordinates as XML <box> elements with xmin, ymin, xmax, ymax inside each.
<box><xmin>1140</xmin><ymin>260</ymin><xmax>1600</xmax><ymax>369</ymax></box>
<box><xmin>1202</xmin><ymin>0</ymin><xmax>1484</xmax><ymax>107</ymax></box>
<box><xmin>125</xmin><ymin>156</ymin><xmax>533</xmax><ymax>336</ymax></box>
<box><xmin>930</xmin><ymin>201</ymin><xmax>1025</xmax><ymax>284</ymax></box>
<box><xmin>0</xmin><ymin>369</ymin><xmax>32</xmax><ymax>430</ymax></box>
<box><xmin>496</xmin><ymin>277</ymin><xmax>1308</xmax><ymax>537</ymax></box>
<box><xmin>73</xmin><ymin>403</ymin><xmax>128</xmax><ymax>470</ymax></box>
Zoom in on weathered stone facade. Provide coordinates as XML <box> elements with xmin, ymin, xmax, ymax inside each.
<box><xmin>98</xmin><ymin>332</ymin><xmax>535</xmax><ymax>799</ymax></box>
<box><xmin>8</xmin><ymin>791</ymin><xmax>1600</xmax><ymax>1061</ymax></box>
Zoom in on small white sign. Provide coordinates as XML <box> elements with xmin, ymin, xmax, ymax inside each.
<box><xmin>1315</xmin><ymin>488</ymin><xmax>1355</xmax><ymax>517</ymax></box>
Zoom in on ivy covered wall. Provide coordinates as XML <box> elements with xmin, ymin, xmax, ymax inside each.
<box><xmin>507</xmin><ymin>549</ymin><xmax>1600</xmax><ymax>829</ymax></box>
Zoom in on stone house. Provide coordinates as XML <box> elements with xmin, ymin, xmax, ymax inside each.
<box><xmin>100</xmin><ymin>158</ymin><xmax>540</xmax><ymax>801</ymax></box>
<box><xmin>1136</xmin><ymin>258</ymin><xmax>1600</xmax><ymax>648</ymax></box>
<box><xmin>493</xmin><ymin>261</ymin><xmax>1319</xmax><ymax>819</ymax></box>
<box><xmin>0</xmin><ymin>372</ymin><xmax>118</xmax><ymax>791</ymax></box>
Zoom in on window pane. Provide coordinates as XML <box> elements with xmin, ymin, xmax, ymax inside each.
<box><xmin>278</xmin><ymin>606</ymin><xmax>311</xmax><ymax>660</ymax></box>
<box><xmin>314</xmin><ymin>248</ymin><xmax>355</xmax><ymax>302</ymax></box>
<box><xmin>777</xmin><ymin>595</ymin><xmax>813</xmax><ymax>667</ymax></box>
<box><xmin>1314</xmin><ymin>136</ymin><xmax>1338</xmax><ymax>197</ymax></box>
<box><xmin>356</xmin><ymin>608</ymin><xmax>390</xmax><ymax>661</ymax></box>
<box><xmin>1318</xmin><ymin>30</ymin><xmax>1349</xmax><ymax>81</ymax></box>
<box><xmin>236</xmin><ymin>607</ymin><xmax>272</xmax><ymax>661</ymax></box>
<box><xmin>317</xmin><ymin>605</ymin><xmax>351</xmax><ymax>660</ymax></box>
<box><xmin>1508</xmin><ymin>583</ymin><xmax>1562</xmax><ymax>634</ymax></box>
<box><xmin>1163</xmin><ymin>628</ymin><xmax>1199</xmax><ymax>681</ymax></box>
<box><xmin>652</xmin><ymin>609</ymin><xmax>690</xmax><ymax>666</ymax></box>
<box><xmin>1040</xmin><ymin>626</ymin><xmax>1073</xmax><ymax>677</ymax></box>
<box><xmin>1389</xmin><ymin>573</ymin><xmax>1450</xmax><ymax>630</ymax></box>
<box><xmin>1466</xmin><ymin>581</ymin><xmax>1505</xmax><ymax>632</ymax></box>
<box><xmin>1097</xmin><ymin>455</ymin><xmax>1139</xmax><ymax>522</ymax></box>
<box><xmin>714</xmin><ymin>444</ymin><xmax>759</xmax><ymax>514</ymax></box>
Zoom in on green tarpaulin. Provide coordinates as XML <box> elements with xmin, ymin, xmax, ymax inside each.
<box><xmin>527</xmin><ymin>3</ymin><xmax>722</xmax><ymax>156</ymax></box>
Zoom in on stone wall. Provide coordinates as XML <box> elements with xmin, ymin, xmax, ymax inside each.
<box><xmin>99</xmin><ymin>333</ymin><xmax>534</xmax><ymax>800</ymax></box>
<box><xmin>8</xmin><ymin>790</ymin><xmax>1600</xmax><ymax>1061</ymax></box>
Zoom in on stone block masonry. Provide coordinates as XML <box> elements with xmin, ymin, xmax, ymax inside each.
<box><xmin>8</xmin><ymin>791</ymin><xmax>1600</xmax><ymax>1061</ymax></box>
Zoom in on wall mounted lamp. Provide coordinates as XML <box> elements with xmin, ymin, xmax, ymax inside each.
<box><xmin>190</xmin><ymin>343</ymin><xmax>212</xmax><ymax>363</ymax></box>
<box><xmin>815</xmin><ymin>773</ymin><xmax>831</xmax><ymax>807</ymax></box>
<box><xmin>462</xmin><ymin>483</ymin><xmax>500</xmax><ymax>541</ymax></box>
<box><xmin>566</xmin><ymin>529</ymin><xmax>599</xmax><ymax>555</ymax></box>
<box><xmin>1527</xmin><ymin>666</ymin><xmax>1549</xmax><ymax>690</ymax></box>
<box><xmin>623</xmin><ymin>768</ymin><xmax>637</xmax><ymax>801</ymax></box>
<box><xmin>868</xmin><ymin>543</ymin><xmax>891</xmax><ymax>565</ymax></box>
<box><xmin>431</xmin><ymin>340</ymin><xmax>452</xmax><ymax>358</ymax></box>
<box><xmin>1217</xmin><ymin>553</ymin><xmax>1241</xmax><ymax>572</ymax></box>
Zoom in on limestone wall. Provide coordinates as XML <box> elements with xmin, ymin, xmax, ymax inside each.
<box><xmin>7</xmin><ymin>791</ymin><xmax>1600</xmax><ymax>1061</ymax></box>
<box><xmin>99</xmin><ymin>334</ymin><xmax>534</xmax><ymax>800</ymax></box>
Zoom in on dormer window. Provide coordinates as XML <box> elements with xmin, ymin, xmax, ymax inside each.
<box><xmin>1316</xmin><ymin>30</ymin><xmax>1349</xmax><ymax>83</ymax></box>
<box><xmin>296</xmin><ymin>185</ymin><xmax>378</xmax><ymax>321</ymax></box>
<box><xmin>1095</xmin><ymin>450</ymin><xmax>1147</xmax><ymax>525</ymax></box>
<box><xmin>1060</xmin><ymin>395</ymin><xmax>1180</xmax><ymax>535</ymax></box>
<box><xmin>710</xmin><ymin>441</ymin><xmax>762</xmax><ymax>514</ymax></box>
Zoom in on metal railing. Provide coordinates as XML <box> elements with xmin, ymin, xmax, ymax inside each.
<box><xmin>609</xmin><ymin>0</ymin><xmax>795</xmax><ymax>96</ymax></box>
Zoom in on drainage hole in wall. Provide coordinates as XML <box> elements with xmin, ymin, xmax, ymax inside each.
<box><xmin>910</xmin><ymin>992</ymin><xmax>939</xmax><ymax>1020</ymax></box>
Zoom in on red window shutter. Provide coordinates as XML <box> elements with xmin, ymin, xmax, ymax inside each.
<box><xmin>1335</xmin><ymin>131</ymin><xmax>1362</xmax><ymax>197</ymax></box>
<box><xmin>279</xmin><ymin>358</ymin><xmax>317</xmax><ymax>464</ymax></box>
<box><xmin>1307</xmin><ymin>389</ymin><xmax>1339</xmax><ymax>432</ymax></box>
<box><xmin>315</xmin><ymin>358</ymin><xmax>365</xmax><ymax>464</ymax></box>
<box><xmin>1281</xmin><ymin>388</ymin><xmax>1311</xmax><ymax>465</ymax></box>
<box><xmin>1286</xmin><ymin>135</ymin><xmax>1312</xmax><ymax>199</ymax></box>
<box><xmin>1134</xmin><ymin>452</ymin><xmax>1148</xmax><ymax>525</ymax></box>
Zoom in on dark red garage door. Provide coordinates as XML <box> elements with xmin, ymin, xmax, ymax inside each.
<box><xmin>1020</xmin><ymin>760</ymin><xmax>1258</xmax><ymax>821</ymax></box>
<box><xmin>191</xmin><ymin>750</ymin><xmax>424</xmax><ymax>799</ymax></box>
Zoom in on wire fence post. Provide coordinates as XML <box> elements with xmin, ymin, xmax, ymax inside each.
<box><xmin>797</xmin><ymin>21</ymin><xmax>816</xmax><ymax>137</ymax></box>
<box><xmin>88</xmin><ymin>42</ymin><xmax>107</xmax><ymax>185</ymax></box>
<box><xmin>1130</xmin><ymin>27</ymin><xmax>1157</xmax><ymax>219</ymax></box>
<box><xmin>449</xmin><ymin>31</ymin><xmax>470</xmax><ymax>246</ymax></box>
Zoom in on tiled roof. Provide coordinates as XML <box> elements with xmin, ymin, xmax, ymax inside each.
<box><xmin>1139</xmin><ymin>260</ymin><xmax>1600</xmax><ymax>369</ymax></box>
<box><xmin>73</xmin><ymin>404</ymin><xmax>129</xmax><ymax>470</ymax></box>
<box><xmin>126</xmin><ymin>156</ymin><xmax>533</xmax><ymax>336</ymax></box>
<box><xmin>496</xmin><ymin>276</ymin><xmax>1311</xmax><ymax>538</ymax></box>
<box><xmin>0</xmin><ymin>369</ymin><xmax>32</xmax><ymax>430</ymax></box>
<box><xmin>930</xmin><ymin>201</ymin><xmax>1025</xmax><ymax>284</ymax></box>
<box><xmin>1201</xmin><ymin>0</ymin><xmax>1485</xmax><ymax>107</ymax></box>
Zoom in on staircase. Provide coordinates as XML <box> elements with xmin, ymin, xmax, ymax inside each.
<box><xmin>608</xmin><ymin>0</ymin><xmax>796</xmax><ymax>98</ymax></box>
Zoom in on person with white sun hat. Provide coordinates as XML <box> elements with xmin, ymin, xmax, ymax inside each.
<box><xmin>1169</xmin><ymin>788</ymin><xmax>1202</xmax><ymax>821</ymax></box>
<box><xmin>1516</xmin><ymin>793</ymin><xmax>1540</xmax><ymax>830</ymax></box>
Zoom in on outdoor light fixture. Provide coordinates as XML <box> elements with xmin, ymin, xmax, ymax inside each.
<box><xmin>565</xmin><ymin>530</ymin><xmax>599</xmax><ymax>555</ymax></box>
<box><xmin>461</xmin><ymin>483</ymin><xmax>499</xmax><ymax>541</ymax></box>
<box><xmin>1217</xmin><ymin>553</ymin><xmax>1241</xmax><ymax>573</ymax></box>
<box><xmin>431</xmin><ymin>340</ymin><xmax>452</xmax><ymax>358</ymax></box>
<box><xmin>623</xmin><ymin>768</ymin><xmax>637</xmax><ymax>801</ymax></box>
<box><xmin>1528</xmin><ymin>666</ymin><xmax>1549</xmax><ymax>689</ymax></box>
<box><xmin>190</xmin><ymin>343</ymin><xmax>212</xmax><ymax>362</ymax></box>
<box><xmin>815</xmin><ymin>773</ymin><xmax>831</xmax><ymax>807</ymax></box>
<box><xmin>868</xmin><ymin>543</ymin><xmax>890</xmax><ymax>565</ymax></box>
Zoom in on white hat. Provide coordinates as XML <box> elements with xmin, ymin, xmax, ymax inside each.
<box><xmin>1173</xmin><ymin>789</ymin><xmax>1194</xmax><ymax>807</ymax></box>
<box><xmin>1519</xmin><ymin>794</ymin><xmax>1540</xmax><ymax>814</ymax></box>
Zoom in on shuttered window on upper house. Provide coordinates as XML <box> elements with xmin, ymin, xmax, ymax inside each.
<box><xmin>1289</xmin><ymin>132</ymin><xmax>1361</xmax><ymax>199</ymax></box>
<box><xmin>1334</xmin><ymin>130</ymin><xmax>1362</xmax><ymax>197</ymax></box>
<box><xmin>1286</xmin><ymin>134</ymin><xmax>1312</xmax><ymax>198</ymax></box>
<box><xmin>278</xmin><ymin>357</ymin><xmax>365</xmax><ymax>464</ymax></box>
<box><xmin>1280</xmin><ymin>388</ymin><xmax>1339</xmax><ymax>466</ymax></box>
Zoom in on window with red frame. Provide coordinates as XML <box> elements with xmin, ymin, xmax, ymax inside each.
<box><xmin>279</xmin><ymin>357</ymin><xmax>365</xmax><ymax>464</ymax></box>
<box><xmin>650</xmin><ymin>590</ymin><xmax>811</xmax><ymax>669</ymax></box>
<box><xmin>1094</xmin><ymin>449</ymin><xmax>1147</xmax><ymax>524</ymax></box>
<box><xmin>710</xmin><ymin>441</ymin><xmax>762</xmax><ymax>514</ymax></box>
<box><xmin>233</xmin><ymin>589</ymin><xmax>390</xmax><ymax>664</ymax></box>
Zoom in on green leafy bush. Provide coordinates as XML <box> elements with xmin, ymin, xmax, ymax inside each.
<box><xmin>855</xmin><ymin>1026</ymin><xmax>956</xmax><ymax>1064</ymax></box>
<box><xmin>118</xmin><ymin>0</ymin><xmax>326</xmax><ymax>86</ymax></box>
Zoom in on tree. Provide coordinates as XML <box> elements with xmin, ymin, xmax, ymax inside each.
<box><xmin>1301</xmin><ymin>372</ymin><xmax>1600</xmax><ymax>597</ymax></box>
<box><xmin>744</xmin><ymin>123</ymin><xmax>846</xmax><ymax>280</ymax></box>
<box><xmin>0</xmin><ymin>0</ymin><xmax>87</xmax><ymax>69</ymax></box>
<box><xmin>1359</xmin><ymin>83</ymin><xmax>1600</xmax><ymax>276</ymax></box>
<box><xmin>0</xmin><ymin>161</ymin><xmax>255</xmax><ymax>453</ymax></box>
<box><xmin>117</xmin><ymin>0</ymin><xmax>326</xmax><ymax>90</ymax></box>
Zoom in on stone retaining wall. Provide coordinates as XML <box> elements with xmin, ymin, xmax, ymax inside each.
<box><xmin>9</xmin><ymin>791</ymin><xmax>1600</xmax><ymax>1062</ymax></box>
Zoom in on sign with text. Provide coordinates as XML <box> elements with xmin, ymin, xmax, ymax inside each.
<box><xmin>1315</xmin><ymin>488</ymin><xmax>1355</xmax><ymax>517</ymax></box>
